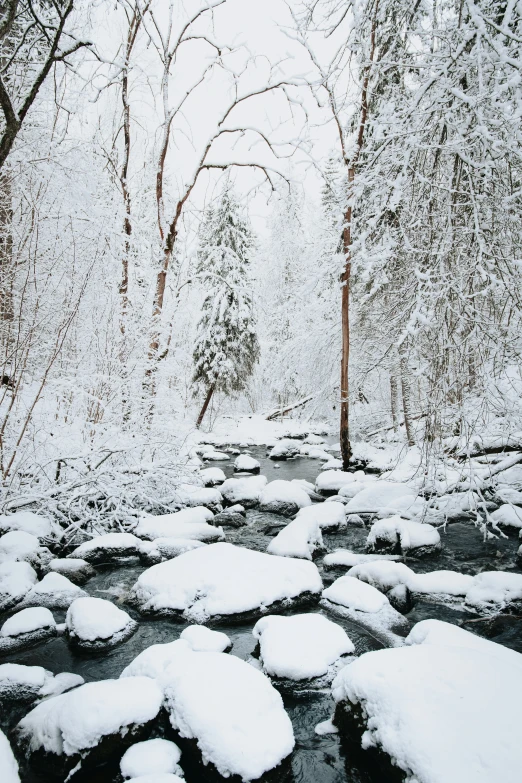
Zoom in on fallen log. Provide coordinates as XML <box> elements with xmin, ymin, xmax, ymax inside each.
<box><xmin>265</xmin><ymin>395</ymin><xmax>314</xmax><ymax>421</ymax></box>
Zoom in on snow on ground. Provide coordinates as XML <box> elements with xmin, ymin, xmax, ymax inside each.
<box><xmin>17</xmin><ymin>677</ymin><xmax>163</xmax><ymax>758</ymax></box>
<box><xmin>131</xmin><ymin>542</ymin><xmax>323</xmax><ymax>622</ymax></box>
<box><xmin>120</xmin><ymin>739</ymin><xmax>183</xmax><ymax>779</ymax></box>
<box><xmin>70</xmin><ymin>533</ymin><xmax>142</xmax><ymax>561</ymax></box>
<box><xmin>0</xmin><ymin>729</ymin><xmax>20</xmax><ymax>783</ymax></box>
<box><xmin>464</xmin><ymin>571</ymin><xmax>522</xmax><ymax>614</ymax></box>
<box><xmin>490</xmin><ymin>504</ymin><xmax>522</xmax><ymax>529</ymax></box>
<box><xmin>234</xmin><ymin>454</ymin><xmax>260</xmax><ymax>472</ymax></box>
<box><xmin>66</xmin><ymin>596</ymin><xmax>137</xmax><ymax>648</ymax></box>
<box><xmin>134</xmin><ymin>509</ymin><xmax>222</xmax><ymax>543</ymax></box>
<box><xmin>0</xmin><ymin>562</ymin><xmax>37</xmax><ymax>611</ymax></box>
<box><xmin>267</xmin><ymin>517</ymin><xmax>323</xmax><ymax>560</ymax></box>
<box><xmin>331</xmin><ymin>643</ymin><xmax>522</xmax><ymax>783</ymax></box>
<box><xmin>220</xmin><ymin>475</ymin><xmax>267</xmax><ymax>506</ymax></box>
<box><xmin>199</xmin><ymin>467</ymin><xmax>226</xmax><ymax>486</ymax></box>
<box><xmin>162</xmin><ymin>651</ymin><xmax>294</xmax><ymax>781</ymax></box>
<box><xmin>18</xmin><ymin>572</ymin><xmax>86</xmax><ymax>609</ymax></box>
<box><xmin>366</xmin><ymin>516</ymin><xmax>441</xmax><ymax>556</ymax></box>
<box><xmin>252</xmin><ymin>614</ymin><xmax>354</xmax><ymax>681</ymax></box>
<box><xmin>259</xmin><ymin>480</ymin><xmax>312</xmax><ymax>514</ymax></box>
<box><xmin>294</xmin><ymin>502</ymin><xmax>347</xmax><ymax>530</ymax></box>
<box><xmin>120</xmin><ymin>640</ymin><xmax>192</xmax><ymax>680</ymax></box>
<box><xmin>323</xmin><ymin>550</ymin><xmax>402</xmax><ymax>568</ymax></box>
<box><xmin>0</xmin><ymin>512</ymin><xmax>53</xmax><ymax>539</ymax></box>
<box><xmin>180</xmin><ymin>625</ymin><xmax>231</xmax><ymax>653</ymax></box>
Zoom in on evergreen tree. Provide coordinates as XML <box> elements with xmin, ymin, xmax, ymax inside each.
<box><xmin>193</xmin><ymin>186</ymin><xmax>259</xmax><ymax>427</ymax></box>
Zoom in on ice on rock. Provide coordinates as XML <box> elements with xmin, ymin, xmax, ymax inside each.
<box><xmin>0</xmin><ymin>512</ymin><xmax>52</xmax><ymax>539</ymax></box>
<box><xmin>464</xmin><ymin>571</ymin><xmax>522</xmax><ymax>614</ymax></box>
<box><xmin>130</xmin><ymin>542</ymin><xmax>322</xmax><ymax>622</ymax></box>
<box><xmin>180</xmin><ymin>625</ymin><xmax>231</xmax><ymax>653</ymax></box>
<box><xmin>18</xmin><ymin>572</ymin><xmax>87</xmax><ymax>609</ymax></box>
<box><xmin>315</xmin><ymin>471</ymin><xmax>356</xmax><ymax>495</ymax></box>
<box><xmin>366</xmin><ymin>516</ymin><xmax>441</xmax><ymax>556</ymax></box>
<box><xmin>16</xmin><ymin>677</ymin><xmax>163</xmax><ymax>778</ymax></box>
<box><xmin>323</xmin><ymin>550</ymin><xmax>402</xmax><ymax>569</ymax></box>
<box><xmin>0</xmin><ymin>607</ymin><xmax>56</xmax><ymax>653</ymax></box>
<box><xmin>162</xmin><ymin>651</ymin><xmax>294</xmax><ymax>781</ymax></box>
<box><xmin>120</xmin><ymin>739</ymin><xmax>183</xmax><ymax>779</ymax></box>
<box><xmin>490</xmin><ymin>504</ymin><xmax>522</xmax><ymax>529</ymax></box>
<box><xmin>294</xmin><ymin>502</ymin><xmax>346</xmax><ymax>530</ymax></box>
<box><xmin>48</xmin><ymin>558</ymin><xmax>95</xmax><ymax>584</ymax></box>
<box><xmin>199</xmin><ymin>467</ymin><xmax>226</xmax><ymax>486</ymax></box>
<box><xmin>234</xmin><ymin>454</ymin><xmax>260</xmax><ymax>473</ymax></box>
<box><xmin>220</xmin><ymin>475</ymin><xmax>267</xmax><ymax>507</ymax></box>
<box><xmin>267</xmin><ymin>517</ymin><xmax>323</xmax><ymax>560</ymax></box>
<box><xmin>331</xmin><ymin>643</ymin><xmax>522</xmax><ymax>783</ymax></box>
<box><xmin>344</xmin><ymin>481</ymin><xmax>416</xmax><ymax>513</ymax></box>
<box><xmin>120</xmin><ymin>640</ymin><xmax>192</xmax><ymax>680</ymax></box>
<box><xmin>66</xmin><ymin>596</ymin><xmax>137</xmax><ymax>651</ymax></box>
<box><xmin>259</xmin><ymin>479</ymin><xmax>312</xmax><ymax>516</ymax></box>
<box><xmin>0</xmin><ymin>729</ymin><xmax>20</xmax><ymax>783</ymax></box>
<box><xmin>252</xmin><ymin>614</ymin><xmax>354</xmax><ymax>688</ymax></box>
<box><xmin>322</xmin><ymin>576</ymin><xmax>410</xmax><ymax>642</ymax></box>
<box><xmin>0</xmin><ymin>561</ymin><xmax>38</xmax><ymax>611</ymax></box>
<box><xmin>139</xmin><ymin>538</ymin><xmax>207</xmax><ymax>565</ymax></box>
<box><xmin>70</xmin><ymin>533</ymin><xmax>142</xmax><ymax>562</ymax></box>
<box><xmin>134</xmin><ymin>508</ymin><xmax>222</xmax><ymax>543</ymax></box>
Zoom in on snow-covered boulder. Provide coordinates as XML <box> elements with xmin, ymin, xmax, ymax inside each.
<box><xmin>0</xmin><ymin>730</ymin><xmax>20</xmax><ymax>783</ymax></box>
<box><xmin>464</xmin><ymin>571</ymin><xmax>522</xmax><ymax>614</ymax></box>
<box><xmin>120</xmin><ymin>739</ymin><xmax>183</xmax><ymax>780</ymax></box>
<box><xmin>180</xmin><ymin>625</ymin><xmax>232</xmax><ymax>653</ymax></box>
<box><xmin>0</xmin><ymin>561</ymin><xmax>37</xmax><ymax>611</ymax></box>
<box><xmin>0</xmin><ymin>664</ymin><xmax>83</xmax><ymax>704</ymax></box>
<box><xmin>126</xmin><ymin>775</ymin><xmax>184</xmax><ymax>783</ymax></box>
<box><xmin>120</xmin><ymin>640</ymin><xmax>192</xmax><ymax>680</ymax></box>
<box><xmin>433</xmin><ymin>490</ymin><xmax>481</xmax><ymax>520</ymax></box>
<box><xmin>323</xmin><ymin>551</ymin><xmax>402</xmax><ymax>569</ymax></box>
<box><xmin>252</xmin><ymin>614</ymin><xmax>354</xmax><ymax>692</ymax></box>
<box><xmin>331</xmin><ymin>643</ymin><xmax>522</xmax><ymax>783</ymax></box>
<box><xmin>16</xmin><ymin>677</ymin><xmax>163</xmax><ymax>780</ymax></box>
<box><xmin>0</xmin><ymin>531</ymin><xmax>50</xmax><ymax>570</ymax></box>
<box><xmin>344</xmin><ymin>481</ymin><xmax>416</xmax><ymax>514</ymax></box>
<box><xmin>303</xmin><ymin>435</ymin><xmax>327</xmax><ymax>445</ymax></box>
<box><xmin>48</xmin><ymin>558</ymin><xmax>95</xmax><ymax>584</ymax></box>
<box><xmin>202</xmin><ymin>450</ymin><xmax>230</xmax><ymax>461</ymax></box>
<box><xmin>408</xmin><ymin>570</ymin><xmax>474</xmax><ymax>603</ymax></box>
<box><xmin>322</xmin><ymin>458</ymin><xmax>343</xmax><ymax>470</ymax></box>
<box><xmin>0</xmin><ymin>607</ymin><xmax>57</xmax><ymax>654</ymax></box>
<box><xmin>0</xmin><ymin>512</ymin><xmax>52</xmax><ymax>539</ymax></box>
<box><xmin>347</xmin><ymin>560</ymin><xmax>414</xmax><ymax>593</ymax></box>
<box><xmin>220</xmin><ymin>475</ymin><xmax>267</xmax><ymax>507</ymax></box>
<box><xmin>259</xmin><ymin>480</ymin><xmax>312</xmax><ymax>516</ymax></box>
<box><xmin>173</xmin><ymin>484</ymin><xmax>223</xmax><ymax>512</ymax></box>
<box><xmin>162</xmin><ymin>651</ymin><xmax>294</xmax><ymax>781</ymax></box>
<box><xmin>315</xmin><ymin>471</ymin><xmax>356</xmax><ymax>496</ymax></box>
<box><xmin>139</xmin><ymin>538</ymin><xmax>206</xmax><ymax>565</ymax></box>
<box><xmin>212</xmin><ymin>505</ymin><xmax>247</xmax><ymax>528</ymax></box>
<box><xmin>134</xmin><ymin>509</ymin><xmax>223</xmax><ymax>543</ymax></box>
<box><xmin>130</xmin><ymin>542</ymin><xmax>322</xmax><ymax>622</ymax></box>
<box><xmin>199</xmin><ymin>467</ymin><xmax>226</xmax><ymax>487</ymax></box>
<box><xmin>268</xmin><ymin>440</ymin><xmax>301</xmax><ymax>460</ymax></box>
<box><xmin>267</xmin><ymin>517</ymin><xmax>324</xmax><ymax>560</ymax></box>
<box><xmin>490</xmin><ymin>504</ymin><xmax>522</xmax><ymax>529</ymax></box>
<box><xmin>366</xmin><ymin>516</ymin><xmax>441</xmax><ymax>557</ymax></box>
<box><xmin>294</xmin><ymin>501</ymin><xmax>346</xmax><ymax>531</ymax></box>
<box><xmin>322</xmin><ymin>576</ymin><xmax>409</xmax><ymax>643</ymax></box>
<box><xmin>65</xmin><ymin>597</ymin><xmax>138</xmax><ymax>651</ymax></box>
<box><xmin>18</xmin><ymin>572</ymin><xmax>87</xmax><ymax>610</ymax></box>
<box><xmin>70</xmin><ymin>533</ymin><xmax>142</xmax><ymax>563</ymax></box>
<box><xmin>234</xmin><ymin>454</ymin><xmax>261</xmax><ymax>473</ymax></box>
<box><xmin>338</xmin><ymin>481</ymin><xmax>369</xmax><ymax>500</ymax></box>
<box><xmin>495</xmin><ymin>486</ymin><xmax>522</xmax><ymax>505</ymax></box>
<box><xmin>300</xmin><ymin>445</ymin><xmax>331</xmax><ymax>460</ymax></box>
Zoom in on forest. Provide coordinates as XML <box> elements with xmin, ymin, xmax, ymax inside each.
<box><xmin>0</xmin><ymin>1</ymin><xmax>521</xmax><ymax>782</ymax></box>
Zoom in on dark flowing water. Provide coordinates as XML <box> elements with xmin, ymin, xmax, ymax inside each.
<box><xmin>3</xmin><ymin>447</ymin><xmax>522</xmax><ymax>782</ymax></box>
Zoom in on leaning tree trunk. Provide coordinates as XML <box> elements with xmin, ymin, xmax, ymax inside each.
<box><xmin>196</xmin><ymin>385</ymin><xmax>214</xmax><ymax>429</ymax></box>
<box><xmin>400</xmin><ymin>353</ymin><xmax>415</xmax><ymax>446</ymax></box>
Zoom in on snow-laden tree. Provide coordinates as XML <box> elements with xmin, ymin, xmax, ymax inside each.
<box><xmin>192</xmin><ymin>187</ymin><xmax>259</xmax><ymax>427</ymax></box>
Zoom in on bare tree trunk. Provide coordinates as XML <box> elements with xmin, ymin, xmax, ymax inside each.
<box><xmin>390</xmin><ymin>372</ymin><xmax>399</xmax><ymax>433</ymax></box>
<box><xmin>196</xmin><ymin>385</ymin><xmax>214</xmax><ymax>429</ymax></box>
<box><xmin>400</xmin><ymin>353</ymin><xmax>415</xmax><ymax>446</ymax></box>
<box><xmin>340</xmin><ymin>202</ymin><xmax>352</xmax><ymax>469</ymax></box>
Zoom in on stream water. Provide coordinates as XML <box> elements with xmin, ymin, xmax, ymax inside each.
<box><xmin>3</xmin><ymin>446</ymin><xmax>522</xmax><ymax>782</ymax></box>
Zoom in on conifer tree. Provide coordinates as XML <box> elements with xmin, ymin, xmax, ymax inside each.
<box><xmin>193</xmin><ymin>186</ymin><xmax>259</xmax><ymax>427</ymax></box>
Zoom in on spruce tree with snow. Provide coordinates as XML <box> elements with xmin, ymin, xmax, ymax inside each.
<box><xmin>193</xmin><ymin>186</ymin><xmax>259</xmax><ymax>427</ymax></box>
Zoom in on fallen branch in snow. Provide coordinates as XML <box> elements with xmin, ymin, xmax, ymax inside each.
<box><xmin>266</xmin><ymin>395</ymin><xmax>314</xmax><ymax>420</ymax></box>
<box><xmin>366</xmin><ymin>413</ymin><xmax>426</xmax><ymax>438</ymax></box>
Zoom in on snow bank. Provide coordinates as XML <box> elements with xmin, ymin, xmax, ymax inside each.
<box><xmin>0</xmin><ymin>561</ymin><xmax>38</xmax><ymax>611</ymax></box>
<box><xmin>134</xmin><ymin>510</ymin><xmax>222</xmax><ymax>543</ymax></box>
<box><xmin>490</xmin><ymin>504</ymin><xmax>522</xmax><ymax>529</ymax></box>
<box><xmin>0</xmin><ymin>730</ymin><xmax>20</xmax><ymax>783</ymax></box>
<box><xmin>323</xmin><ymin>550</ymin><xmax>401</xmax><ymax>569</ymax></box>
<box><xmin>294</xmin><ymin>502</ymin><xmax>346</xmax><ymax>530</ymax></box>
<box><xmin>19</xmin><ymin>572</ymin><xmax>86</xmax><ymax>609</ymax></box>
<box><xmin>464</xmin><ymin>571</ymin><xmax>522</xmax><ymax>613</ymax></box>
<box><xmin>253</xmin><ymin>614</ymin><xmax>353</xmax><ymax>681</ymax></box>
<box><xmin>163</xmin><ymin>651</ymin><xmax>294</xmax><ymax>781</ymax></box>
<box><xmin>0</xmin><ymin>512</ymin><xmax>52</xmax><ymax>539</ymax></box>
<box><xmin>366</xmin><ymin>516</ymin><xmax>441</xmax><ymax>556</ymax></box>
<box><xmin>66</xmin><ymin>596</ymin><xmax>137</xmax><ymax>649</ymax></box>
<box><xmin>259</xmin><ymin>480</ymin><xmax>312</xmax><ymax>515</ymax></box>
<box><xmin>180</xmin><ymin>625</ymin><xmax>231</xmax><ymax>653</ymax></box>
<box><xmin>131</xmin><ymin>542</ymin><xmax>322</xmax><ymax>622</ymax></box>
<box><xmin>267</xmin><ymin>517</ymin><xmax>323</xmax><ymax>560</ymax></box>
<box><xmin>70</xmin><ymin>533</ymin><xmax>142</xmax><ymax>562</ymax></box>
<box><xmin>120</xmin><ymin>739</ymin><xmax>183</xmax><ymax>779</ymax></box>
<box><xmin>120</xmin><ymin>640</ymin><xmax>192</xmax><ymax>680</ymax></box>
<box><xmin>332</xmin><ymin>643</ymin><xmax>522</xmax><ymax>783</ymax></box>
<box><xmin>234</xmin><ymin>454</ymin><xmax>260</xmax><ymax>473</ymax></box>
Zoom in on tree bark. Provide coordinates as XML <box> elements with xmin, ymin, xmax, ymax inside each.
<box><xmin>400</xmin><ymin>353</ymin><xmax>415</xmax><ymax>446</ymax></box>
<box><xmin>390</xmin><ymin>372</ymin><xmax>399</xmax><ymax>433</ymax></box>
<box><xmin>340</xmin><ymin>202</ymin><xmax>352</xmax><ymax>469</ymax></box>
<box><xmin>196</xmin><ymin>385</ymin><xmax>214</xmax><ymax>429</ymax></box>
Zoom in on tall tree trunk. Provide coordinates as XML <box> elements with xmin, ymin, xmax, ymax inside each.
<box><xmin>390</xmin><ymin>372</ymin><xmax>399</xmax><ymax>433</ymax></box>
<box><xmin>119</xmin><ymin>64</ymin><xmax>131</xmax><ymax>339</ymax></box>
<box><xmin>400</xmin><ymin>353</ymin><xmax>415</xmax><ymax>446</ymax></box>
<box><xmin>196</xmin><ymin>385</ymin><xmax>214</xmax><ymax>429</ymax></box>
<box><xmin>340</xmin><ymin>199</ymin><xmax>352</xmax><ymax>470</ymax></box>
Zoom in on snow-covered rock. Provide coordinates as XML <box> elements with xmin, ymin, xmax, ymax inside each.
<box><xmin>495</xmin><ymin>486</ymin><xmax>522</xmax><ymax>505</ymax></box>
<box><xmin>16</xmin><ymin>677</ymin><xmax>163</xmax><ymax>780</ymax></box>
<box><xmin>323</xmin><ymin>550</ymin><xmax>402</xmax><ymax>569</ymax></box>
<box><xmin>212</xmin><ymin>506</ymin><xmax>247</xmax><ymax>528</ymax></box>
<box><xmin>134</xmin><ymin>509</ymin><xmax>223</xmax><ymax>543</ymax></box>
<box><xmin>199</xmin><ymin>467</ymin><xmax>226</xmax><ymax>486</ymax></box>
<box><xmin>408</xmin><ymin>570</ymin><xmax>474</xmax><ymax>602</ymax></box>
<box><xmin>120</xmin><ymin>640</ymin><xmax>192</xmax><ymax>680</ymax></box>
<box><xmin>338</xmin><ymin>481</ymin><xmax>369</xmax><ymax>500</ymax></box>
<box><xmin>173</xmin><ymin>484</ymin><xmax>223</xmax><ymax>512</ymax></box>
<box><xmin>268</xmin><ymin>440</ymin><xmax>301</xmax><ymax>460</ymax></box>
<box><xmin>0</xmin><ymin>561</ymin><xmax>37</xmax><ymax>611</ymax></box>
<box><xmin>65</xmin><ymin>597</ymin><xmax>137</xmax><ymax>651</ymax></box>
<box><xmin>163</xmin><ymin>651</ymin><xmax>294</xmax><ymax>781</ymax></box>
<box><xmin>347</xmin><ymin>560</ymin><xmax>415</xmax><ymax>593</ymax></box>
<box><xmin>259</xmin><ymin>479</ymin><xmax>312</xmax><ymax>516</ymax></box>
<box><xmin>180</xmin><ymin>625</ymin><xmax>231</xmax><ymax>653</ymax></box>
<box><xmin>220</xmin><ymin>475</ymin><xmax>267</xmax><ymax>507</ymax></box>
<box><xmin>0</xmin><ymin>607</ymin><xmax>56</xmax><ymax>654</ymax></box>
<box><xmin>120</xmin><ymin>739</ymin><xmax>183</xmax><ymax>780</ymax></box>
<box><xmin>464</xmin><ymin>571</ymin><xmax>522</xmax><ymax>614</ymax></box>
<box><xmin>139</xmin><ymin>538</ymin><xmax>207</xmax><ymax>565</ymax></box>
<box><xmin>322</xmin><ymin>458</ymin><xmax>343</xmax><ymax>470</ymax></box>
<box><xmin>322</xmin><ymin>576</ymin><xmax>409</xmax><ymax>642</ymax></box>
<box><xmin>0</xmin><ymin>531</ymin><xmax>50</xmax><ymax>570</ymax></box>
<box><xmin>48</xmin><ymin>558</ymin><xmax>95</xmax><ymax>584</ymax></box>
<box><xmin>300</xmin><ymin>445</ymin><xmax>331</xmax><ymax>460</ymax></box>
<box><xmin>267</xmin><ymin>516</ymin><xmax>323</xmax><ymax>560</ymax></box>
<box><xmin>303</xmin><ymin>435</ymin><xmax>326</xmax><ymax>445</ymax></box>
<box><xmin>315</xmin><ymin>471</ymin><xmax>356</xmax><ymax>495</ymax></box>
<box><xmin>130</xmin><ymin>542</ymin><xmax>322</xmax><ymax>622</ymax></box>
<box><xmin>294</xmin><ymin>501</ymin><xmax>346</xmax><ymax>530</ymax></box>
<box><xmin>202</xmin><ymin>450</ymin><xmax>230</xmax><ymax>461</ymax></box>
<box><xmin>0</xmin><ymin>664</ymin><xmax>83</xmax><ymax>704</ymax></box>
<box><xmin>366</xmin><ymin>516</ymin><xmax>441</xmax><ymax>557</ymax></box>
<box><xmin>0</xmin><ymin>730</ymin><xmax>20</xmax><ymax>783</ymax></box>
<box><xmin>70</xmin><ymin>533</ymin><xmax>142</xmax><ymax>563</ymax></box>
<box><xmin>433</xmin><ymin>490</ymin><xmax>481</xmax><ymax>519</ymax></box>
<box><xmin>18</xmin><ymin>572</ymin><xmax>87</xmax><ymax>610</ymax></box>
<box><xmin>490</xmin><ymin>504</ymin><xmax>522</xmax><ymax>529</ymax></box>
<box><xmin>344</xmin><ymin>481</ymin><xmax>416</xmax><ymax>514</ymax></box>
<box><xmin>0</xmin><ymin>512</ymin><xmax>52</xmax><ymax>539</ymax></box>
<box><xmin>252</xmin><ymin>613</ymin><xmax>354</xmax><ymax>691</ymax></box>
<box><xmin>234</xmin><ymin>454</ymin><xmax>260</xmax><ymax>473</ymax></box>
<box><xmin>331</xmin><ymin>643</ymin><xmax>522</xmax><ymax>783</ymax></box>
